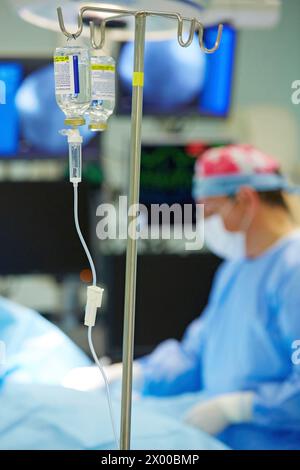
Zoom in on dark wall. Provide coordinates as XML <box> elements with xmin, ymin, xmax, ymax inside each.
<box><xmin>102</xmin><ymin>252</ymin><xmax>222</xmax><ymax>360</ymax></box>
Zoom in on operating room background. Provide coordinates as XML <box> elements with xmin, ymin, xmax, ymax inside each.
<box><xmin>0</xmin><ymin>0</ymin><xmax>300</xmax><ymax>359</ymax></box>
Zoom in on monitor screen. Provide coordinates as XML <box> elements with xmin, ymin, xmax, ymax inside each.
<box><xmin>116</xmin><ymin>23</ymin><xmax>237</xmax><ymax>117</ymax></box>
<box><xmin>0</xmin><ymin>58</ymin><xmax>100</xmax><ymax>160</ymax></box>
<box><xmin>140</xmin><ymin>141</ymin><xmax>229</xmax><ymax>224</ymax></box>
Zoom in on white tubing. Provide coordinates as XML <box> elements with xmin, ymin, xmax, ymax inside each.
<box><xmin>73</xmin><ymin>182</ymin><xmax>119</xmax><ymax>450</ymax></box>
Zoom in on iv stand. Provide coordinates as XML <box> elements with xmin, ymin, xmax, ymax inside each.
<box><xmin>57</xmin><ymin>4</ymin><xmax>223</xmax><ymax>450</ymax></box>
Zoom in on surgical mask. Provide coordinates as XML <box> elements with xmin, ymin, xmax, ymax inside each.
<box><xmin>204</xmin><ymin>214</ymin><xmax>245</xmax><ymax>260</ymax></box>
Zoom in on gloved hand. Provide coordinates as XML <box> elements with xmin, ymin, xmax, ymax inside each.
<box><xmin>184</xmin><ymin>391</ymin><xmax>254</xmax><ymax>435</ymax></box>
<box><xmin>62</xmin><ymin>361</ymin><xmax>143</xmax><ymax>392</ymax></box>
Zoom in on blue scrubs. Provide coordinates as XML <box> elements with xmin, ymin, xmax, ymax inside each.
<box><xmin>139</xmin><ymin>231</ymin><xmax>300</xmax><ymax>449</ymax></box>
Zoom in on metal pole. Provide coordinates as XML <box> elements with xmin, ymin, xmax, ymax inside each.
<box><xmin>120</xmin><ymin>12</ymin><xmax>146</xmax><ymax>451</ymax></box>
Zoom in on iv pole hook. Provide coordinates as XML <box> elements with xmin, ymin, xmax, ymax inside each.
<box><xmin>198</xmin><ymin>22</ymin><xmax>223</xmax><ymax>53</ymax></box>
<box><xmin>177</xmin><ymin>16</ymin><xmax>197</xmax><ymax>48</ymax></box>
<box><xmin>90</xmin><ymin>13</ymin><xmax>132</xmax><ymax>50</ymax></box>
<box><xmin>57</xmin><ymin>6</ymin><xmax>83</xmax><ymax>39</ymax></box>
<box><xmin>89</xmin><ymin>20</ymin><xmax>106</xmax><ymax>49</ymax></box>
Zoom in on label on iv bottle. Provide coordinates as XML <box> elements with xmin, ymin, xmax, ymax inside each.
<box><xmin>54</xmin><ymin>55</ymin><xmax>80</xmax><ymax>95</ymax></box>
<box><xmin>91</xmin><ymin>64</ymin><xmax>115</xmax><ymax>100</ymax></box>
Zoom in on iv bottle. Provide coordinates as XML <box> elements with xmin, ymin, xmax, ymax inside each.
<box><xmin>54</xmin><ymin>46</ymin><xmax>91</xmax><ymax>127</ymax></box>
<box><xmin>88</xmin><ymin>55</ymin><xmax>116</xmax><ymax>131</ymax></box>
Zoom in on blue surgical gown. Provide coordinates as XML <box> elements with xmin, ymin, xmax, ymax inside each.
<box><xmin>139</xmin><ymin>231</ymin><xmax>300</xmax><ymax>449</ymax></box>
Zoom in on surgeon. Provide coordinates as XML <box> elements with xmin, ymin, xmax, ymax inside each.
<box><xmin>64</xmin><ymin>145</ymin><xmax>300</xmax><ymax>450</ymax></box>
<box><xmin>132</xmin><ymin>144</ymin><xmax>300</xmax><ymax>450</ymax></box>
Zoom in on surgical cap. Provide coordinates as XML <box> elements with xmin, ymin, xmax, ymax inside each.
<box><xmin>192</xmin><ymin>144</ymin><xmax>298</xmax><ymax>199</ymax></box>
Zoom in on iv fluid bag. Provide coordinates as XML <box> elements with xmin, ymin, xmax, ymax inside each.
<box><xmin>88</xmin><ymin>55</ymin><xmax>115</xmax><ymax>132</ymax></box>
<box><xmin>54</xmin><ymin>46</ymin><xmax>91</xmax><ymax>127</ymax></box>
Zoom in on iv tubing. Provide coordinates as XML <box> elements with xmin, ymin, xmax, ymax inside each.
<box><xmin>73</xmin><ymin>182</ymin><xmax>119</xmax><ymax>450</ymax></box>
